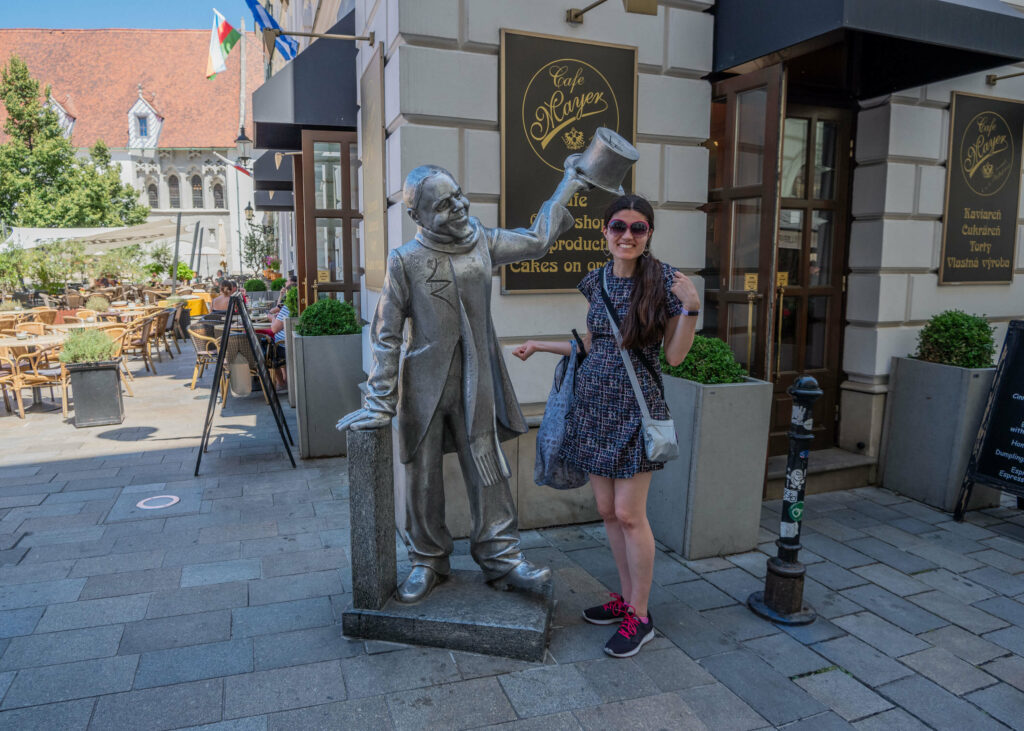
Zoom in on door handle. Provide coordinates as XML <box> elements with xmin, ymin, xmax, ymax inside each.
<box><xmin>774</xmin><ymin>285</ymin><xmax>786</xmax><ymax>382</ymax></box>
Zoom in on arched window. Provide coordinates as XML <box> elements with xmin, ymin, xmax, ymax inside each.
<box><xmin>168</xmin><ymin>176</ymin><xmax>180</xmax><ymax>208</ymax></box>
<box><xmin>213</xmin><ymin>183</ymin><xmax>225</xmax><ymax>209</ymax></box>
<box><xmin>191</xmin><ymin>175</ymin><xmax>204</xmax><ymax>208</ymax></box>
<box><xmin>147</xmin><ymin>184</ymin><xmax>158</xmax><ymax>208</ymax></box>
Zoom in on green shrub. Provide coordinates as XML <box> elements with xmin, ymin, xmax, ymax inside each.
<box><xmin>913</xmin><ymin>310</ymin><xmax>995</xmax><ymax>368</ymax></box>
<box><xmin>85</xmin><ymin>296</ymin><xmax>110</xmax><ymax>313</ymax></box>
<box><xmin>244</xmin><ymin>278</ymin><xmax>267</xmax><ymax>292</ymax></box>
<box><xmin>0</xmin><ymin>300</ymin><xmax>20</xmax><ymax>311</ymax></box>
<box><xmin>144</xmin><ymin>262</ymin><xmax>164</xmax><ymax>277</ymax></box>
<box><xmin>283</xmin><ymin>286</ymin><xmax>298</xmax><ymax>315</ymax></box>
<box><xmin>176</xmin><ymin>262</ymin><xmax>195</xmax><ymax>282</ymax></box>
<box><xmin>59</xmin><ymin>329</ymin><xmax>118</xmax><ymax>363</ymax></box>
<box><xmin>270</xmin><ymin>277</ymin><xmax>286</xmax><ymax>291</ymax></box>
<box><xmin>296</xmin><ymin>298</ymin><xmax>361</xmax><ymax>336</ymax></box>
<box><xmin>660</xmin><ymin>335</ymin><xmax>747</xmax><ymax>385</ymax></box>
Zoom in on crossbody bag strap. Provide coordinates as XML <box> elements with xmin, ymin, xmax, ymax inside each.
<box><xmin>598</xmin><ymin>266</ymin><xmax>665</xmax><ymax>400</ymax></box>
<box><xmin>601</xmin><ymin>267</ymin><xmax>654</xmax><ymax>422</ymax></box>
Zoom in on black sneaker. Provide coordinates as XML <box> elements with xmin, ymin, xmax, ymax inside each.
<box><xmin>604</xmin><ymin>608</ymin><xmax>655</xmax><ymax>658</ymax></box>
<box><xmin>582</xmin><ymin>592</ymin><xmax>629</xmax><ymax>625</ymax></box>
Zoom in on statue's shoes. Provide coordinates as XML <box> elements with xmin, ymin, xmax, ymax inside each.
<box><xmin>396</xmin><ymin>566</ymin><xmax>446</xmax><ymax>603</ymax></box>
<box><xmin>488</xmin><ymin>561</ymin><xmax>552</xmax><ymax>595</ymax></box>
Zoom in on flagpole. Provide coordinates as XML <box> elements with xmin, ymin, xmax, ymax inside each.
<box><xmin>238</xmin><ymin>18</ymin><xmax>247</xmax><ymax>276</ymax></box>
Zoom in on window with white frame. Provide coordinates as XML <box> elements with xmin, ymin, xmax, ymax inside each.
<box><xmin>147</xmin><ymin>183</ymin><xmax>158</xmax><ymax>208</ymax></box>
<box><xmin>137</xmin><ymin>115</ymin><xmax>148</xmax><ymax>137</ymax></box>
<box><xmin>191</xmin><ymin>175</ymin><xmax>204</xmax><ymax>208</ymax></box>
<box><xmin>168</xmin><ymin>176</ymin><xmax>180</xmax><ymax>208</ymax></box>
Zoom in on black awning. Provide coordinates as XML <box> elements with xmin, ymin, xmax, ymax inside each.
<box><xmin>253</xmin><ymin>150</ymin><xmax>293</xmax><ymax>192</ymax></box>
<box><xmin>254</xmin><ymin>189</ymin><xmax>294</xmax><ymax>212</ymax></box>
<box><xmin>714</xmin><ymin>0</ymin><xmax>1024</xmax><ymax>98</ymax></box>
<box><xmin>252</xmin><ymin>12</ymin><xmax>358</xmax><ymax>151</ymax></box>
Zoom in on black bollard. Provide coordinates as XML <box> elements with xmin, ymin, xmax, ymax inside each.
<box><xmin>748</xmin><ymin>374</ymin><xmax>823</xmax><ymax>626</ymax></box>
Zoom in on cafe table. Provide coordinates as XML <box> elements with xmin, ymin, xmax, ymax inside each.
<box><xmin>158</xmin><ymin>296</ymin><xmax>209</xmax><ymax>317</ymax></box>
<box><xmin>50</xmin><ymin>321</ymin><xmax>116</xmax><ymax>332</ymax></box>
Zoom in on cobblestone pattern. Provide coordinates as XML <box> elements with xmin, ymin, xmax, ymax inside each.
<box><xmin>1</xmin><ymin>344</ymin><xmax>1024</xmax><ymax>728</ymax></box>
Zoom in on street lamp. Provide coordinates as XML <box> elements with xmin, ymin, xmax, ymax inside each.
<box><xmin>565</xmin><ymin>0</ymin><xmax>657</xmax><ymax>24</ymax></box>
<box><xmin>244</xmin><ymin>202</ymin><xmax>254</xmax><ymax>223</ymax></box>
<box><xmin>235</xmin><ymin>126</ymin><xmax>253</xmax><ymax>168</ymax></box>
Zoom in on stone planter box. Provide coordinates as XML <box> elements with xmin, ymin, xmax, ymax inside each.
<box><xmin>293</xmin><ymin>332</ymin><xmax>364</xmax><ymax>458</ymax></box>
<box><xmin>647</xmin><ymin>375</ymin><xmax>772</xmax><ymax>560</ymax></box>
<box><xmin>67</xmin><ymin>360</ymin><xmax>125</xmax><ymax>428</ymax></box>
<box><xmin>284</xmin><ymin>317</ymin><xmax>298</xmax><ymax>408</ymax></box>
<box><xmin>881</xmin><ymin>357</ymin><xmax>1000</xmax><ymax>512</ymax></box>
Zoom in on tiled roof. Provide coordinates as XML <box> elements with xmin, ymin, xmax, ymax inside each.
<box><xmin>0</xmin><ymin>29</ymin><xmax>263</xmax><ymax>149</ymax></box>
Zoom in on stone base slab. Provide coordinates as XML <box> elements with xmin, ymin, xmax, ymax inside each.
<box><xmin>341</xmin><ymin>570</ymin><xmax>553</xmax><ymax>661</ymax></box>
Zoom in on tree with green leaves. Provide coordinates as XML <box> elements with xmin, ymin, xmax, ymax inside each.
<box><xmin>242</xmin><ymin>221</ymin><xmax>277</xmax><ymax>275</ymax></box>
<box><xmin>0</xmin><ymin>55</ymin><xmax>149</xmax><ymax>228</ymax></box>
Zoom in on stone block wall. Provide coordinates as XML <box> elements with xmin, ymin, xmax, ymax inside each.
<box><xmin>843</xmin><ymin>65</ymin><xmax>1024</xmax><ymax>455</ymax></box>
<box><xmin>354</xmin><ymin>0</ymin><xmax>713</xmax><ymax>404</ymax></box>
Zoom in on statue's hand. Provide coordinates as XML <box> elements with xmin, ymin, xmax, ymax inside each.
<box><xmin>336</xmin><ymin>408</ymin><xmax>392</xmax><ymax>431</ymax></box>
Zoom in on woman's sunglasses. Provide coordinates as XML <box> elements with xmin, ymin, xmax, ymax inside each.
<box><xmin>607</xmin><ymin>219</ymin><xmax>651</xmax><ymax>236</ymax></box>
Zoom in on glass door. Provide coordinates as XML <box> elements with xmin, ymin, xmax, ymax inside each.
<box><xmin>703</xmin><ymin>65</ymin><xmax>786</xmax><ymax>382</ymax></box>
<box><xmin>300</xmin><ymin>130</ymin><xmax>362</xmax><ymax>312</ymax></box>
<box><xmin>769</xmin><ymin>106</ymin><xmax>851</xmax><ymax>454</ymax></box>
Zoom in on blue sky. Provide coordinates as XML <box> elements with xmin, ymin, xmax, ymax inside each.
<box><xmin>1</xmin><ymin>1</ymin><xmax>258</xmax><ymax>30</ymax></box>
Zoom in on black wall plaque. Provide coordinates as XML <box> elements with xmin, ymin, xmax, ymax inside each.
<box><xmin>500</xmin><ymin>30</ymin><xmax>636</xmax><ymax>293</ymax></box>
<box><xmin>955</xmin><ymin>320</ymin><xmax>1024</xmax><ymax>519</ymax></box>
<box><xmin>940</xmin><ymin>92</ymin><xmax>1024</xmax><ymax>285</ymax></box>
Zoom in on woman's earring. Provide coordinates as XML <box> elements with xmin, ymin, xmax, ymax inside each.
<box><xmin>642</xmin><ymin>245</ymin><xmax>651</xmax><ymax>258</ymax></box>
<box><xmin>604</xmin><ymin>242</ymin><xmax>612</xmax><ymax>260</ymax></box>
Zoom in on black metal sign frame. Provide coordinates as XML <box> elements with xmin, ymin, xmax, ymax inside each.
<box><xmin>940</xmin><ymin>92</ymin><xmax>1024</xmax><ymax>285</ymax></box>
<box><xmin>195</xmin><ymin>294</ymin><xmax>295</xmax><ymax>475</ymax></box>
<box><xmin>954</xmin><ymin>319</ymin><xmax>1024</xmax><ymax>520</ymax></box>
<box><xmin>500</xmin><ymin>29</ymin><xmax>637</xmax><ymax>293</ymax></box>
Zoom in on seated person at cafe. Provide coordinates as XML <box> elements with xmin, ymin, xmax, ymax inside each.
<box><xmin>210</xmin><ymin>280</ymin><xmax>232</xmax><ymax>313</ymax></box>
<box><xmin>266</xmin><ymin>296</ymin><xmax>290</xmax><ymax>390</ymax></box>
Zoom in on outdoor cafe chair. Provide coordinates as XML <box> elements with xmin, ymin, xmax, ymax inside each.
<box><xmin>15</xmin><ymin>322</ymin><xmax>46</xmax><ymax>336</ymax></box>
<box><xmin>0</xmin><ymin>349</ymin><xmax>52</xmax><ymax>419</ymax></box>
<box><xmin>74</xmin><ymin>309</ymin><xmax>98</xmax><ymax>319</ymax></box>
<box><xmin>122</xmin><ymin>315</ymin><xmax>157</xmax><ymax>374</ymax></box>
<box><xmin>65</xmin><ymin>291</ymin><xmax>84</xmax><ymax>309</ymax></box>
<box><xmin>62</xmin><ymin>316</ymin><xmax>84</xmax><ymax>325</ymax></box>
<box><xmin>30</xmin><ymin>308</ymin><xmax>58</xmax><ymax>326</ymax></box>
<box><xmin>25</xmin><ymin>343</ymin><xmax>69</xmax><ymax>418</ymax></box>
<box><xmin>187</xmin><ymin>326</ymin><xmax>221</xmax><ymax>390</ymax></box>
<box><xmin>152</xmin><ymin>309</ymin><xmax>175</xmax><ymax>361</ymax></box>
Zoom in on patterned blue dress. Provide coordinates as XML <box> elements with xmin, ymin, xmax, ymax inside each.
<box><xmin>559</xmin><ymin>262</ymin><xmax>684</xmax><ymax>478</ymax></box>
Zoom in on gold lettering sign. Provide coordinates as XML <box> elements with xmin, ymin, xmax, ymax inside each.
<box><xmin>940</xmin><ymin>92</ymin><xmax>1023</xmax><ymax>285</ymax></box>
<box><xmin>502</xmin><ymin>31</ymin><xmax>637</xmax><ymax>293</ymax></box>
<box><xmin>776</xmin><ymin>272</ymin><xmax>788</xmax><ymax>288</ymax></box>
<box><xmin>317</xmin><ymin>270</ymin><xmax>330</xmax><ymax>283</ymax></box>
<box><xmin>744</xmin><ymin>273</ymin><xmax>759</xmax><ymax>291</ymax></box>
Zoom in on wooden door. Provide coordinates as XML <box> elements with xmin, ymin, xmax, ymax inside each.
<box><xmin>768</xmin><ymin>106</ymin><xmax>851</xmax><ymax>454</ymax></box>
<box><xmin>704</xmin><ymin>65</ymin><xmax>787</xmax><ymax>381</ymax></box>
<box><xmin>300</xmin><ymin>130</ymin><xmax>362</xmax><ymax>312</ymax></box>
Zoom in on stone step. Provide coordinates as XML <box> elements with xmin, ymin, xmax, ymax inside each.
<box><xmin>764</xmin><ymin>447</ymin><xmax>877</xmax><ymax>500</ymax></box>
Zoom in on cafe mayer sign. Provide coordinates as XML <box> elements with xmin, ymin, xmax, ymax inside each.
<box><xmin>501</xmin><ymin>31</ymin><xmax>637</xmax><ymax>292</ymax></box>
<box><xmin>940</xmin><ymin>92</ymin><xmax>1024</xmax><ymax>285</ymax></box>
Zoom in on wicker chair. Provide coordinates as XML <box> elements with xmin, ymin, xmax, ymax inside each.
<box><xmin>30</xmin><ymin>308</ymin><xmax>58</xmax><ymax>326</ymax></box>
<box><xmin>14</xmin><ymin>322</ymin><xmax>46</xmax><ymax>336</ymax></box>
<box><xmin>24</xmin><ymin>344</ymin><xmax>69</xmax><ymax>417</ymax></box>
<box><xmin>122</xmin><ymin>315</ymin><xmax>157</xmax><ymax>373</ymax></box>
<box><xmin>187</xmin><ymin>326</ymin><xmax>221</xmax><ymax>390</ymax></box>
<box><xmin>62</xmin><ymin>316</ymin><xmax>84</xmax><ymax>325</ymax></box>
<box><xmin>65</xmin><ymin>291</ymin><xmax>84</xmax><ymax>309</ymax></box>
<box><xmin>150</xmin><ymin>305</ymin><xmax>175</xmax><ymax>360</ymax></box>
<box><xmin>74</xmin><ymin>309</ymin><xmax>98</xmax><ymax>319</ymax></box>
<box><xmin>0</xmin><ymin>349</ymin><xmax>52</xmax><ymax>418</ymax></box>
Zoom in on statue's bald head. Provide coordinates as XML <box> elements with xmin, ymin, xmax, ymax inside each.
<box><xmin>403</xmin><ymin>165</ymin><xmax>453</xmax><ymax>211</ymax></box>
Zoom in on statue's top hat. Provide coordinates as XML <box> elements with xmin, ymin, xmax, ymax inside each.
<box><xmin>565</xmin><ymin>127</ymin><xmax>639</xmax><ymax>195</ymax></box>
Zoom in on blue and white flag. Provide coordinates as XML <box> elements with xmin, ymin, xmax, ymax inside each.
<box><xmin>244</xmin><ymin>0</ymin><xmax>299</xmax><ymax>60</ymax></box>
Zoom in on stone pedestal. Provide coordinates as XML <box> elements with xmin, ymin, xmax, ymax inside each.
<box><xmin>342</xmin><ymin>426</ymin><xmax>554</xmax><ymax>661</ymax></box>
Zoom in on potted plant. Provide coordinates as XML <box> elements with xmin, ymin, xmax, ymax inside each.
<box><xmin>270</xmin><ymin>277</ymin><xmax>286</xmax><ymax>291</ymax></box>
<box><xmin>646</xmin><ymin>335</ymin><xmax>773</xmax><ymax>559</ymax></box>
<box><xmin>292</xmin><ymin>298</ymin><xmax>363</xmax><ymax>457</ymax></box>
<box><xmin>85</xmin><ymin>296</ymin><xmax>110</xmax><ymax>314</ymax></box>
<box><xmin>244</xmin><ymin>278</ymin><xmax>269</xmax><ymax>302</ymax></box>
<box><xmin>176</xmin><ymin>262</ymin><xmax>195</xmax><ymax>284</ymax></box>
<box><xmin>60</xmin><ymin>329</ymin><xmax>125</xmax><ymax>428</ymax></box>
<box><xmin>282</xmin><ymin>286</ymin><xmax>299</xmax><ymax>408</ymax></box>
<box><xmin>882</xmin><ymin>310</ymin><xmax>999</xmax><ymax>512</ymax></box>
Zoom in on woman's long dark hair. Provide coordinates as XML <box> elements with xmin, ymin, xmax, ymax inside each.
<box><xmin>604</xmin><ymin>195</ymin><xmax>666</xmax><ymax>350</ymax></box>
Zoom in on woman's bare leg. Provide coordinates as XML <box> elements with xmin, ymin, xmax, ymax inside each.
<box><xmin>613</xmin><ymin>472</ymin><xmax>654</xmax><ymax>617</ymax></box>
<box><xmin>591</xmin><ymin>474</ymin><xmax>631</xmax><ymax>603</ymax></box>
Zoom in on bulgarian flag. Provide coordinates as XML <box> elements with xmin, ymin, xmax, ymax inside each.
<box><xmin>206</xmin><ymin>9</ymin><xmax>241</xmax><ymax>79</ymax></box>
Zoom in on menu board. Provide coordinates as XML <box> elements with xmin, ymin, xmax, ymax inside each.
<box><xmin>956</xmin><ymin>320</ymin><xmax>1024</xmax><ymax>518</ymax></box>
<box><xmin>500</xmin><ymin>30</ymin><xmax>636</xmax><ymax>293</ymax></box>
<box><xmin>940</xmin><ymin>92</ymin><xmax>1024</xmax><ymax>285</ymax></box>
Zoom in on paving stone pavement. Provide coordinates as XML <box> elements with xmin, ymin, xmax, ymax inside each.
<box><xmin>2</xmin><ymin>343</ymin><xmax>1024</xmax><ymax>729</ymax></box>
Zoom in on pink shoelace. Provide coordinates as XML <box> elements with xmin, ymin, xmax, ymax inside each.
<box><xmin>617</xmin><ymin>606</ymin><xmax>642</xmax><ymax>638</ymax></box>
<box><xmin>603</xmin><ymin>592</ymin><xmax>628</xmax><ymax>616</ymax></box>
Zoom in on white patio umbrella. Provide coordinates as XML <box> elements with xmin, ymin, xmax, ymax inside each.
<box><xmin>68</xmin><ymin>219</ymin><xmax>195</xmax><ymax>254</ymax></box>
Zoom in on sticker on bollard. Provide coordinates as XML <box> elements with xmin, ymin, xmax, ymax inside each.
<box><xmin>748</xmin><ymin>374</ymin><xmax>822</xmax><ymax>626</ymax></box>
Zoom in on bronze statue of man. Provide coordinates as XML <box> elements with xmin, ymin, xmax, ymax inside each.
<box><xmin>338</xmin><ymin>163</ymin><xmax>588</xmax><ymax>603</ymax></box>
